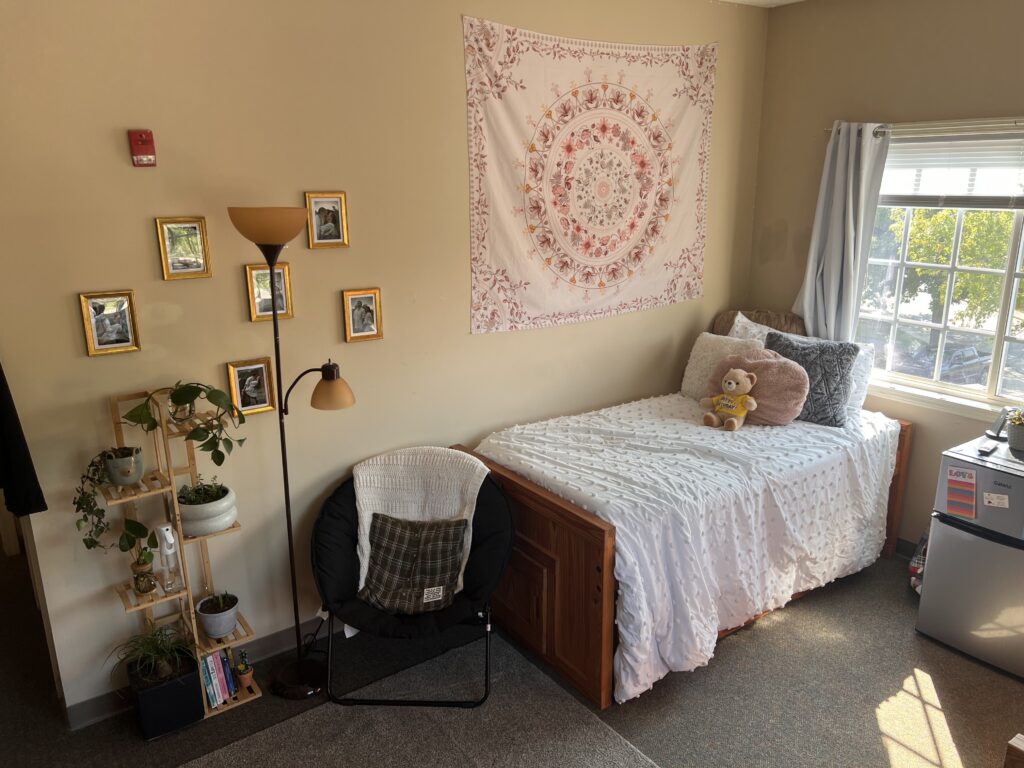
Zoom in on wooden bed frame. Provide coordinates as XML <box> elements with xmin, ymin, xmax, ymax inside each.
<box><xmin>453</xmin><ymin>419</ymin><xmax>912</xmax><ymax>710</ymax></box>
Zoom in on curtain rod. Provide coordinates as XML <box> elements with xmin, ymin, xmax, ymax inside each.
<box><xmin>825</xmin><ymin>118</ymin><xmax>1024</xmax><ymax>138</ymax></box>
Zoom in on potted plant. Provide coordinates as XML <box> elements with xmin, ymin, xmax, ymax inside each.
<box><xmin>74</xmin><ymin>455</ymin><xmax>160</xmax><ymax>595</ymax></box>
<box><xmin>197</xmin><ymin>591</ymin><xmax>239</xmax><ymax>639</ymax></box>
<box><xmin>73</xmin><ymin>380</ymin><xmax>247</xmax><ymax>584</ymax></box>
<box><xmin>73</xmin><ymin>448</ymin><xmax>143</xmax><ymax>545</ymax></box>
<box><xmin>74</xmin><ymin>450</ymin><xmax>117</xmax><ymax>551</ymax></box>
<box><xmin>1008</xmin><ymin>409</ymin><xmax>1024</xmax><ymax>451</ymax></box>
<box><xmin>177</xmin><ymin>476</ymin><xmax>237</xmax><ymax>538</ymax></box>
<box><xmin>123</xmin><ymin>382</ymin><xmax>246</xmax><ymax>467</ymax></box>
<box><xmin>110</xmin><ymin>626</ymin><xmax>203</xmax><ymax>740</ymax></box>
<box><xmin>104</xmin><ymin>446</ymin><xmax>144</xmax><ymax>487</ymax></box>
<box><xmin>235</xmin><ymin>649</ymin><xmax>254</xmax><ymax>689</ymax></box>
<box><xmin>121</xmin><ymin>519</ymin><xmax>160</xmax><ymax>595</ymax></box>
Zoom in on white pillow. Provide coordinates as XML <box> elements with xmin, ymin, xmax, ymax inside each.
<box><xmin>680</xmin><ymin>332</ymin><xmax>763</xmax><ymax>400</ymax></box>
<box><xmin>728</xmin><ymin>312</ymin><xmax>776</xmax><ymax>344</ymax></box>
<box><xmin>846</xmin><ymin>343</ymin><xmax>875</xmax><ymax>411</ymax></box>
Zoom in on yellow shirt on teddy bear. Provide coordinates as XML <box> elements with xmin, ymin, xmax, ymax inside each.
<box><xmin>710</xmin><ymin>393</ymin><xmax>755</xmax><ymax>419</ymax></box>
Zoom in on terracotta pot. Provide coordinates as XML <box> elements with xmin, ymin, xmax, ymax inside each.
<box><xmin>131</xmin><ymin>561</ymin><xmax>157</xmax><ymax>595</ymax></box>
<box><xmin>238</xmin><ymin>668</ymin><xmax>254</xmax><ymax>688</ymax></box>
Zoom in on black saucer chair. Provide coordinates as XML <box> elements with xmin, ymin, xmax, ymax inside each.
<box><xmin>311</xmin><ymin>472</ymin><xmax>513</xmax><ymax>708</ymax></box>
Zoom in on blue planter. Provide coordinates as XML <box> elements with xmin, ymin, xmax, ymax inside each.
<box><xmin>128</xmin><ymin>656</ymin><xmax>203</xmax><ymax>740</ymax></box>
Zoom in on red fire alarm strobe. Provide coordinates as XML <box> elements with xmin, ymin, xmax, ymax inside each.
<box><xmin>127</xmin><ymin>129</ymin><xmax>156</xmax><ymax>167</ymax></box>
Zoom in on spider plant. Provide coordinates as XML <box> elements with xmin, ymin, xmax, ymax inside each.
<box><xmin>110</xmin><ymin>626</ymin><xmax>194</xmax><ymax>686</ymax></box>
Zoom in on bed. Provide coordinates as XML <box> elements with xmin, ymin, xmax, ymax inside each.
<box><xmin>455</xmin><ymin>310</ymin><xmax>913</xmax><ymax>709</ymax></box>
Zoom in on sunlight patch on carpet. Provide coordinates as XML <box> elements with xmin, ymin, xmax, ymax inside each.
<box><xmin>876</xmin><ymin>668</ymin><xmax>963</xmax><ymax>768</ymax></box>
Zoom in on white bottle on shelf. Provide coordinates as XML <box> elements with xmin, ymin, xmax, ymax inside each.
<box><xmin>157</xmin><ymin>523</ymin><xmax>181</xmax><ymax>592</ymax></box>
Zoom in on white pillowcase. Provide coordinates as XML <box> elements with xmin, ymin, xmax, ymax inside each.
<box><xmin>727</xmin><ymin>312</ymin><xmax>776</xmax><ymax>344</ymax></box>
<box><xmin>846</xmin><ymin>343</ymin><xmax>875</xmax><ymax>411</ymax></box>
<box><xmin>680</xmin><ymin>332</ymin><xmax>763</xmax><ymax>400</ymax></box>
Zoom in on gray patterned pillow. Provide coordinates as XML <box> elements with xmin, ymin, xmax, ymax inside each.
<box><xmin>765</xmin><ymin>332</ymin><xmax>859</xmax><ymax>427</ymax></box>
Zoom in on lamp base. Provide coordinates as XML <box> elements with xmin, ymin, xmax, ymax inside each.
<box><xmin>270</xmin><ymin>657</ymin><xmax>326</xmax><ymax>700</ymax></box>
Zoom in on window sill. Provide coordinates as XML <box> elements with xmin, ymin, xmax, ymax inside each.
<box><xmin>867</xmin><ymin>378</ymin><xmax>1001</xmax><ymax>423</ymax></box>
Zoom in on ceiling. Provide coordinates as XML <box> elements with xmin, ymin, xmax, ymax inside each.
<box><xmin>722</xmin><ymin>0</ymin><xmax>811</xmax><ymax>7</ymax></box>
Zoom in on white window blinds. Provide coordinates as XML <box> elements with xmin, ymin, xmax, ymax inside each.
<box><xmin>880</xmin><ymin>133</ymin><xmax>1024</xmax><ymax>207</ymax></box>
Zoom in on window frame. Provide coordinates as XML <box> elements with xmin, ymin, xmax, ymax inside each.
<box><xmin>857</xmin><ymin>193</ymin><xmax>1024</xmax><ymax>407</ymax></box>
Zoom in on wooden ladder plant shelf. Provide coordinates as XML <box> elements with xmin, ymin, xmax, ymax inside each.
<box><xmin>105</xmin><ymin>391</ymin><xmax>261</xmax><ymax>719</ymax></box>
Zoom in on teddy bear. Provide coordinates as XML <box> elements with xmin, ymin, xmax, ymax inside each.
<box><xmin>699</xmin><ymin>368</ymin><xmax>758</xmax><ymax>431</ymax></box>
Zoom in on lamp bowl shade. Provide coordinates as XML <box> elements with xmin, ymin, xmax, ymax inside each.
<box><xmin>227</xmin><ymin>207</ymin><xmax>307</xmax><ymax>245</ymax></box>
<box><xmin>311</xmin><ymin>376</ymin><xmax>356</xmax><ymax>411</ymax></box>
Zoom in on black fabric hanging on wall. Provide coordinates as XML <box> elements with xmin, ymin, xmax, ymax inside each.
<box><xmin>0</xmin><ymin>357</ymin><xmax>47</xmax><ymax>516</ymax></box>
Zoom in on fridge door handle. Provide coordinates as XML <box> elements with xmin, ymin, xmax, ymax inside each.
<box><xmin>933</xmin><ymin>511</ymin><xmax>1024</xmax><ymax>551</ymax></box>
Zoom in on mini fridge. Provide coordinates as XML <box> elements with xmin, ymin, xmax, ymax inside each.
<box><xmin>916</xmin><ymin>437</ymin><xmax>1024</xmax><ymax>677</ymax></box>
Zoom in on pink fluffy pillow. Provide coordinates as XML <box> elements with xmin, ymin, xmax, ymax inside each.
<box><xmin>707</xmin><ymin>350</ymin><xmax>809</xmax><ymax>426</ymax></box>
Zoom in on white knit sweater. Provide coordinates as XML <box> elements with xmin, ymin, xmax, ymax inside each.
<box><xmin>353</xmin><ymin>447</ymin><xmax>489</xmax><ymax>592</ymax></box>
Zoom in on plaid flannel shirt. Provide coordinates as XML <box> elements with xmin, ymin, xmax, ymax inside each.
<box><xmin>358</xmin><ymin>513</ymin><xmax>468</xmax><ymax>614</ymax></box>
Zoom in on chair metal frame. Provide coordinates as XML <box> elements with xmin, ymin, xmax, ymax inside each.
<box><xmin>326</xmin><ymin>604</ymin><xmax>492</xmax><ymax>708</ymax></box>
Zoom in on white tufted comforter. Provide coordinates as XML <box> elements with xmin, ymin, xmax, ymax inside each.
<box><xmin>475</xmin><ymin>394</ymin><xmax>900</xmax><ymax>703</ymax></box>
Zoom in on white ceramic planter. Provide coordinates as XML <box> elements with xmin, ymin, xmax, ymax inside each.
<box><xmin>105</xmin><ymin>447</ymin><xmax>144</xmax><ymax>487</ymax></box>
<box><xmin>196</xmin><ymin>595</ymin><xmax>239</xmax><ymax>639</ymax></box>
<box><xmin>179</xmin><ymin>487</ymin><xmax>237</xmax><ymax>538</ymax></box>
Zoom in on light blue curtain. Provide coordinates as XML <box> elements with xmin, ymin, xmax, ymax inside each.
<box><xmin>793</xmin><ymin>121</ymin><xmax>891</xmax><ymax>341</ymax></box>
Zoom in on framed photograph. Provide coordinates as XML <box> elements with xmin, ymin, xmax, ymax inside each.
<box><xmin>342</xmin><ymin>288</ymin><xmax>382</xmax><ymax>342</ymax></box>
<box><xmin>156</xmin><ymin>217</ymin><xmax>211</xmax><ymax>280</ymax></box>
<box><xmin>245</xmin><ymin>263</ymin><xmax>293</xmax><ymax>322</ymax></box>
<box><xmin>79</xmin><ymin>291</ymin><xmax>140</xmax><ymax>356</ymax></box>
<box><xmin>226</xmin><ymin>358</ymin><xmax>276</xmax><ymax>415</ymax></box>
<box><xmin>305</xmin><ymin>192</ymin><xmax>349</xmax><ymax>249</ymax></box>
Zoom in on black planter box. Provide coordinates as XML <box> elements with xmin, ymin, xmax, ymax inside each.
<box><xmin>128</xmin><ymin>656</ymin><xmax>204</xmax><ymax>740</ymax></box>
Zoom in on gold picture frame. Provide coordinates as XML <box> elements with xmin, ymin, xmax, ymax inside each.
<box><xmin>342</xmin><ymin>288</ymin><xmax>382</xmax><ymax>342</ymax></box>
<box><xmin>156</xmin><ymin>216</ymin><xmax>211</xmax><ymax>280</ymax></box>
<box><xmin>226</xmin><ymin>357</ymin><xmax>276</xmax><ymax>415</ymax></box>
<box><xmin>245</xmin><ymin>263</ymin><xmax>293</xmax><ymax>322</ymax></box>
<box><xmin>79</xmin><ymin>290</ymin><xmax>141</xmax><ymax>356</ymax></box>
<box><xmin>305</xmin><ymin>191</ymin><xmax>349</xmax><ymax>249</ymax></box>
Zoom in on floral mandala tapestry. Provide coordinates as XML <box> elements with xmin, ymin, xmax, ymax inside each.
<box><xmin>464</xmin><ymin>16</ymin><xmax>717</xmax><ymax>334</ymax></box>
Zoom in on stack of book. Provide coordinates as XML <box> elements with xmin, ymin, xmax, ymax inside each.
<box><xmin>200</xmin><ymin>647</ymin><xmax>244</xmax><ymax>709</ymax></box>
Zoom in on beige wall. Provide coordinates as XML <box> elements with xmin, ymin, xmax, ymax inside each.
<box><xmin>0</xmin><ymin>1</ymin><xmax>767</xmax><ymax>708</ymax></box>
<box><xmin>750</xmin><ymin>0</ymin><xmax>1024</xmax><ymax>542</ymax></box>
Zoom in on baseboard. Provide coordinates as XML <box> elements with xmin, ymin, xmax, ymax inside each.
<box><xmin>65</xmin><ymin>689</ymin><xmax>133</xmax><ymax>731</ymax></box>
<box><xmin>67</xmin><ymin>536</ymin><xmax>919</xmax><ymax>730</ymax></box>
<box><xmin>65</xmin><ymin>617</ymin><xmax>323</xmax><ymax>730</ymax></box>
<box><xmin>895</xmin><ymin>537</ymin><xmax>916</xmax><ymax>560</ymax></box>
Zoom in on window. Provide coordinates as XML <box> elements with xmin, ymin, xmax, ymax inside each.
<box><xmin>855</xmin><ymin>132</ymin><xmax>1024</xmax><ymax>401</ymax></box>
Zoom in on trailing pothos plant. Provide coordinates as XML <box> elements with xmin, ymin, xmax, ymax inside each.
<box><xmin>74</xmin><ymin>453</ymin><xmax>158</xmax><ymax>562</ymax></box>
<box><xmin>123</xmin><ymin>382</ymin><xmax>246</xmax><ymax>467</ymax></box>
<box><xmin>74</xmin><ymin>450</ymin><xmax>116</xmax><ymax>550</ymax></box>
<box><xmin>74</xmin><ymin>382</ymin><xmax>246</xmax><ymax>554</ymax></box>
<box><xmin>74</xmin><ymin>447</ymin><xmax>146</xmax><ymax>550</ymax></box>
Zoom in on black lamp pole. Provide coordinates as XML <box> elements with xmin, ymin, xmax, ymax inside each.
<box><xmin>255</xmin><ymin>243</ymin><xmax>326</xmax><ymax>699</ymax></box>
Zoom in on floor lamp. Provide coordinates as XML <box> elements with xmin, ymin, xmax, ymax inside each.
<box><xmin>228</xmin><ymin>207</ymin><xmax>356</xmax><ymax>699</ymax></box>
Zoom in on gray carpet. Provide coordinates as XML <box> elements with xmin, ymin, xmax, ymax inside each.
<box><xmin>181</xmin><ymin>636</ymin><xmax>657</xmax><ymax>768</ymax></box>
<box><xmin>7</xmin><ymin>552</ymin><xmax>1023</xmax><ymax>767</ymax></box>
<box><xmin>598</xmin><ymin>557</ymin><xmax>1024</xmax><ymax>768</ymax></box>
<box><xmin>0</xmin><ymin>548</ymin><xmax>479</xmax><ymax>768</ymax></box>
